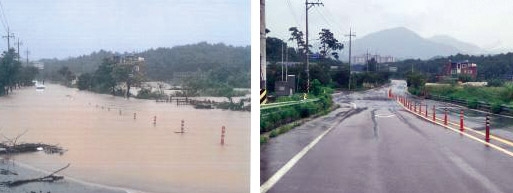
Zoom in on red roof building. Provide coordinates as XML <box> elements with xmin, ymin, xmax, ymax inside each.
<box><xmin>443</xmin><ymin>60</ymin><xmax>477</xmax><ymax>79</ymax></box>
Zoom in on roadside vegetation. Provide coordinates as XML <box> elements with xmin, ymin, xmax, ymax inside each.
<box><xmin>0</xmin><ymin>49</ymin><xmax>40</xmax><ymax>96</ymax></box>
<box><xmin>261</xmin><ymin>27</ymin><xmax>391</xmax><ymax>143</ymax></box>
<box><xmin>260</xmin><ymin>79</ymin><xmax>336</xmax><ymax>144</ymax></box>
<box><xmin>400</xmin><ymin>54</ymin><xmax>513</xmax><ymax>114</ymax></box>
<box><xmin>425</xmin><ymin>83</ymin><xmax>513</xmax><ymax>113</ymax></box>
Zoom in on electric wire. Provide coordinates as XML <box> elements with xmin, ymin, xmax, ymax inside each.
<box><xmin>0</xmin><ymin>0</ymin><xmax>10</xmax><ymax>33</ymax></box>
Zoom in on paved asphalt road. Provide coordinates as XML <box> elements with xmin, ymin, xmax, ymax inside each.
<box><xmin>261</xmin><ymin>80</ymin><xmax>513</xmax><ymax>193</ymax></box>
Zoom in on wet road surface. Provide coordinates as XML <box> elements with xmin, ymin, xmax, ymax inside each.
<box><xmin>261</xmin><ymin>80</ymin><xmax>513</xmax><ymax>193</ymax></box>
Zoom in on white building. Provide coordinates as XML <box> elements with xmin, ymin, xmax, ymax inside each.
<box><xmin>351</xmin><ymin>54</ymin><xmax>395</xmax><ymax>65</ymax></box>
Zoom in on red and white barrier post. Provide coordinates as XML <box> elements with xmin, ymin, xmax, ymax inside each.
<box><xmin>133</xmin><ymin>113</ymin><xmax>137</xmax><ymax>120</ymax></box>
<box><xmin>486</xmin><ymin>114</ymin><xmax>490</xmax><ymax>142</ymax></box>
<box><xmin>221</xmin><ymin>126</ymin><xmax>226</xmax><ymax>145</ymax></box>
<box><xmin>153</xmin><ymin>116</ymin><xmax>157</xmax><ymax>125</ymax></box>
<box><xmin>432</xmin><ymin>105</ymin><xmax>436</xmax><ymax>121</ymax></box>
<box><xmin>181</xmin><ymin>120</ymin><xmax>185</xmax><ymax>133</ymax></box>
<box><xmin>425</xmin><ymin>104</ymin><xmax>428</xmax><ymax>117</ymax></box>
<box><xmin>444</xmin><ymin>108</ymin><xmax>448</xmax><ymax>125</ymax></box>
<box><xmin>460</xmin><ymin>110</ymin><xmax>464</xmax><ymax>132</ymax></box>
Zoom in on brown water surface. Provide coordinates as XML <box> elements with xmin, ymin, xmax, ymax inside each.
<box><xmin>0</xmin><ymin>84</ymin><xmax>250</xmax><ymax>193</ymax></box>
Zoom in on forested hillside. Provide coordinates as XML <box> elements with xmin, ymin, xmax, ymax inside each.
<box><xmin>41</xmin><ymin>42</ymin><xmax>250</xmax><ymax>88</ymax></box>
<box><xmin>392</xmin><ymin>53</ymin><xmax>513</xmax><ymax>82</ymax></box>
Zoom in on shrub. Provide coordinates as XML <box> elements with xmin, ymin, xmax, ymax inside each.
<box><xmin>488</xmin><ymin>79</ymin><xmax>504</xmax><ymax>87</ymax></box>
<box><xmin>269</xmin><ymin>130</ymin><xmax>278</xmax><ymax>138</ymax></box>
<box><xmin>260</xmin><ymin>120</ymin><xmax>270</xmax><ymax>133</ymax></box>
<box><xmin>260</xmin><ymin>136</ymin><xmax>269</xmax><ymax>144</ymax></box>
<box><xmin>467</xmin><ymin>98</ymin><xmax>478</xmax><ymax>109</ymax></box>
<box><xmin>491</xmin><ymin>102</ymin><xmax>502</xmax><ymax>114</ymax></box>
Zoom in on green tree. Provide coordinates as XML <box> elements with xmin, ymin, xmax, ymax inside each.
<box><xmin>17</xmin><ymin>66</ymin><xmax>39</xmax><ymax>86</ymax></box>
<box><xmin>289</xmin><ymin>27</ymin><xmax>307</xmax><ymax>55</ymax></box>
<box><xmin>0</xmin><ymin>49</ymin><xmax>21</xmax><ymax>95</ymax></box>
<box><xmin>92</xmin><ymin>59</ymin><xmax>116</xmax><ymax>94</ymax></box>
<box><xmin>111</xmin><ymin>63</ymin><xmax>143</xmax><ymax>98</ymax></box>
<box><xmin>77</xmin><ymin>73</ymin><xmax>93</xmax><ymax>90</ymax></box>
<box><xmin>57</xmin><ymin>66</ymin><xmax>75</xmax><ymax>86</ymax></box>
<box><xmin>318</xmin><ymin>29</ymin><xmax>344</xmax><ymax>60</ymax></box>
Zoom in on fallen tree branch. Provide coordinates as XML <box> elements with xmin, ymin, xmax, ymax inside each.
<box><xmin>0</xmin><ymin>143</ymin><xmax>66</xmax><ymax>155</ymax></box>
<box><xmin>0</xmin><ymin>163</ymin><xmax>70</xmax><ymax>187</ymax></box>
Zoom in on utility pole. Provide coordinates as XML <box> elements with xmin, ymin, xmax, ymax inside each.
<box><xmin>375</xmin><ymin>52</ymin><xmax>379</xmax><ymax>71</ymax></box>
<box><xmin>3</xmin><ymin>28</ymin><xmax>14</xmax><ymax>50</ymax></box>
<box><xmin>366</xmin><ymin>49</ymin><xmax>369</xmax><ymax>72</ymax></box>
<box><xmin>16</xmin><ymin>38</ymin><xmax>22</xmax><ymax>62</ymax></box>
<box><xmin>281</xmin><ymin>42</ymin><xmax>284</xmax><ymax>81</ymax></box>
<box><xmin>345</xmin><ymin>28</ymin><xmax>356</xmax><ymax>90</ymax></box>
<box><xmin>25</xmin><ymin>48</ymin><xmax>29</xmax><ymax>66</ymax></box>
<box><xmin>260</xmin><ymin>0</ymin><xmax>266</xmax><ymax>90</ymax></box>
<box><xmin>305</xmin><ymin>0</ymin><xmax>323</xmax><ymax>93</ymax></box>
<box><xmin>286</xmin><ymin>43</ymin><xmax>289</xmax><ymax>81</ymax></box>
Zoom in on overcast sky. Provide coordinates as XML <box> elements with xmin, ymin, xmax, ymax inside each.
<box><xmin>0</xmin><ymin>0</ymin><xmax>249</xmax><ymax>59</ymax></box>
<box><xmin>266</xmin><ymin>0</ymin><xmax>513</xmax><ymax>54</ymax></box>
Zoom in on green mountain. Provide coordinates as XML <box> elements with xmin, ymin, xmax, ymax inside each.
<box><xmin>40</xmin><ymin>42</ymin><xmax>250</xmax><ymax>87</ymax></box>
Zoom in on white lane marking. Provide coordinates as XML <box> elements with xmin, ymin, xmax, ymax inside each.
<box><xmin>375</xmin><ymin>114</ymin><xmax>396</xmax><ymax>118</ymax></box>
<box><xmin>260</xmin><ymin>118</ymin><xmax>341</xmax><ymax>193</ymax></box>
<box><xmin>441</xmin><ymin>147</ymin><xmax>505</xmax><ymax>193</ymax></box>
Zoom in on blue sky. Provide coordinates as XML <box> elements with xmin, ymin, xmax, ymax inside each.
<box><xmin>1</xmin><ymin>0</ymin><xmax>249</xmax><ymax>59</ymax></box>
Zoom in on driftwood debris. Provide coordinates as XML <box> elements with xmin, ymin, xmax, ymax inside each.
<box><xmin>0</xmin><ymin>169</ymin><xmax>18</xmax><ymax>175</ymax></box>
<box><xmin>0</xmin><ymin>131</ymin><xmax>66</xmax><ymax>155</ymax></box>
<box><xmin>0</xmin><ymin>164</ymin><xmax>70</xmax><ymax>187</ymax></box>
<box><xmin>0</xmin><ymin>143</ymin><xmax>65</xmax><ymax>155</ymax></box>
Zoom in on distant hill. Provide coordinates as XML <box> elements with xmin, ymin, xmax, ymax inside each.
<box><xmin>428</xmin><ymin>35</ymin><xmax>483</xmax><ymax>55</ymax></box>
<box><xmin>40</xmin><ymin>42</ymin><xmax>250</xmax><ymax>87</ymax></box>
<box><xmin>344</xmin><ymin>27</ymin><xmax>482</xmax><ymax>60</ymax></box>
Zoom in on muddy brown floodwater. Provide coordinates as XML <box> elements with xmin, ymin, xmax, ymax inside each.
<box><xmin>0</xmin><ymin>84</ymin><xmax>250</xmax><ymax>193</ymax></box>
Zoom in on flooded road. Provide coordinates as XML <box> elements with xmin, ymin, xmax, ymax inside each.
<box><xmin>0</xmin><ymin>84</ymin><xmax>250</xmax><ymax>193</ymax></box>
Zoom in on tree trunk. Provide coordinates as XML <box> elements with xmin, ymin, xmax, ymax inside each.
<box><xmin>126</xmin><ymin>81</ymin><xmax>131</xmax><ymax>98</ymax></box>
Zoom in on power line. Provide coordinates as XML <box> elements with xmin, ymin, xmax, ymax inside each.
<box><xmin>314</xmin><ymin>8</ymin><xmax>344</xmax><ymax>36</ymax></box>
<box><xmin>0</xmin><ymin>0</ymin><xmax>10</xmax><ymax>33</ymax></box>
<box><xmin>286</xmin><ymin>0</ymin><xmax>302</xmax><ymax>29</ymax></box>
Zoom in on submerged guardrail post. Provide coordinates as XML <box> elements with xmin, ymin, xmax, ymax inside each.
<box><xmin>425</xmin><ymin>104</ymin><xmax>428</xmax><ymax>117</ymax></box>
<box><xmin>460</xmin><ymin>110</ymin><xmax>464</xmax><ymax>132</ymax></box>
<box><xmin>444</xmin><ymin>108</ymin><xmax>448</xmax><ymax>125</ymax></box>
<box><xmin>414</xmin><ymin>102</ymin><xmax>417</xmax><ymax>112</ymax></box>
<box><xmin>486</xmin><ymin>114</ymin><xmax>490</xmax><ymax>142</ymax></box>
<box><xmin>181</xmin><ymin>119</ymin><xmax>185</xmax><ymax>133</ymax></box>
<box><xmin>221</xmin><ymin>126</ymin><xmax>226</xmax><ymax>145</ymax></box>
<box><xmin>133</xmin><ymin>113</ymin><xmax>137</xmax><ymax>120</ymax></box>
<box><xmin>153</xmin><ymin>116</ymin><xmax>157</xmax><ymax>125</ymax></box>
<box><xmin>433</xmin><ymin>105</ymin><xmax>436</xmax><ymax>121</ymax></box>
<box><xmin>419</xmin><ymin>103</ymin><xmax>422</xmax><ymax>114</ymax></box>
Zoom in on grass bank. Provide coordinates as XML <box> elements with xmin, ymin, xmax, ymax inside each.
<box><xmin>260</xmin><ymin>85</ymin><xmax>338</xmax><ymax>144</ymax></box>
<box><xmin>425</xmin><ymin>83</ymin><xmax>513</xmax><ymax>113</ymax></box>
